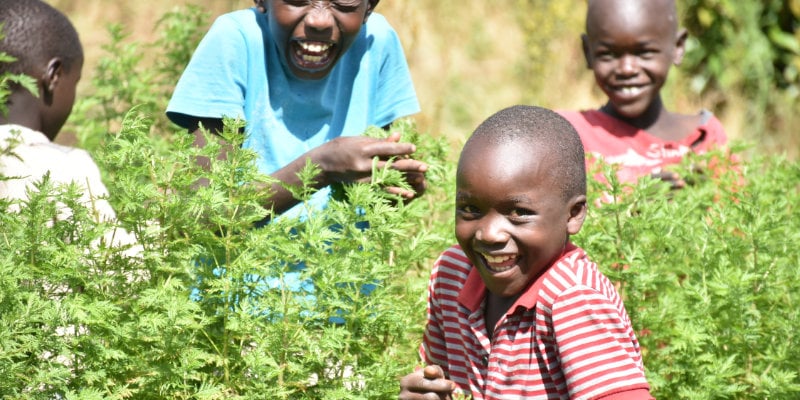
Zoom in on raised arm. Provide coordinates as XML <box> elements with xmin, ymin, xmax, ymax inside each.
<box><xmin>190</xmin><ymin>121</ymin><xmax>427</xmax><ymax>217</ymax></box>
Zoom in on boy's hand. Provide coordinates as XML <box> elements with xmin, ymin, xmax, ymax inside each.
<box><xmin>651</xmin><ymin>169</ymin><xmax>685</xmax><ymax>190</ymax></box>
<box><xmin>399</xmin><ymin>365</ymin><xmax>456</xmax><ymax>400</ymax></box>
<box><xmin>317</xmin><ymin>133</ymin><xmax>427</xmax><ymax>200</ymax></box>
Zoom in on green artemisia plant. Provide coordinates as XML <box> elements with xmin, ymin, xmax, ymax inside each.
<box><xmin>577</xmin><ymin>144</ymin><xmax>800</xmax><ymax>399</ymax></box>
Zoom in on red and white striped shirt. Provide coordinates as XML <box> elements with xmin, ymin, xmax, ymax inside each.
<box><xmin>420</xmin><ymin>243</ymin><xmax>653</xmax><ymax>399</ymax></box>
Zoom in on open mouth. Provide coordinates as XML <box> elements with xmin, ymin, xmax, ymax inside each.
<box><xmin>479</xmin><ymin>252</ymin><xmax>519</xmax><ymax>273</ymax></box>
<box><xmin>291</xmin><ymin>40</ymin><xmax>335</xmax><ymax>71</ymax></box>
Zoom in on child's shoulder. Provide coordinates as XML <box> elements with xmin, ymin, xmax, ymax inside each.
<box><xmin>664</xmin><ymin>109</ymin><xmax>728</xmax><ymax>145</ymax></box>
<box><xmin>433</xmin><ymin>245</ymin><xmax>472</xmax><ymax>275</ymax></box>
<box><xmin>0</xmin><ymin>125</ymin><xmax>96</xmax><ymax>168</ymax></box>
<box><xmin>362</xmin><ymin>12</ymin><xmax>399</xmax><ymax>42</ymax></box>
<box><xmin>540</xmin><ymin>245</ymin><xmax>617</xmax><ymax>296</ymax></box>
<box><xmin>697</xmin><ymin>110</ymin><xmax>727</xmax><ymax>135</ymax></box>
<box><xmin>555</xmin><ymin>109</ymin><xmax>615</xmax><ymax>131</ymax></box>
<box><xmin>207</xmin><ymin>8</ymin><xmax>262</xmax><ymax>33</ymax></box>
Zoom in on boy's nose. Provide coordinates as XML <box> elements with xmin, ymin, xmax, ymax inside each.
<box><xmin>475</xmin><ymin>214</ymin><xmax>511</xmax><ymax>244</ymax></box>
<box><xmin>616</xmin><ymin>54</ymin><xmax>639</xmax><ymax>75</ymax></box>
<box><xmin>304</xmin><ymin>5</ymin><xmax>335</xmax><ymax>32</ymax></box>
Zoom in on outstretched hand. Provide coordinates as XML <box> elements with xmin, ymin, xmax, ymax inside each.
<box><xmin>651</xmin><ymin>169</ymin><xmax>685</xmax><ymax>190</ymax></box>
<box><xmin>399</xmin><ymin>365</ymin><xmax>456</xmax><ymax>400</ymax></box>
<box><xmin>317</xmin><ymin>132</ymin><xmax>427</xmax><ymax>200</ymax></box>
<box><xmin>652</xmin><ymin>162</ymin><xmax>711</xmax><ymax>190</ymax></box>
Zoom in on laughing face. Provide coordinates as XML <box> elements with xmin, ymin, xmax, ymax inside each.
<box><xmin>455</xmin><ymin>137</ymin><xmax>586</xmax><ymax>299</ymax></box>
<box><xmin>265</xmin><ymin>0</ymin><xmax>376</xmax><ymax>80</ymax></box>
<box><xmin>582</xmin><ymin>0</ymin><xmax>686</xmax><ymax>120</ymax></box>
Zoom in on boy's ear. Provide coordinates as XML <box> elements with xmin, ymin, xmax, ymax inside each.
<box><xmin>364</xmin><ymin>0</ymin><xmax>379</xmax><ymax>22</ymax></box>
<box><xmin>40</xmin><ymin>57</ymin><xmax>64</xmax><ymax>106</ymax></box>
<box><xmin>581</xmin><ymin>34</ymin><xmax>593</xmax><ymax>69</ymax></box>
<box><xmin>566</xmin><ymin>195</ymin><xmax>588</xmax><ymax>235</ymax></box>
<box><xmin>253</xmin><ymin>0</ymin><xmax>266</xmax><ymax>13</ymax></box>
<box><xmin>672</xmin><ymin>28</ymin><xmax>688</xmax><ymax>66</ymax></box>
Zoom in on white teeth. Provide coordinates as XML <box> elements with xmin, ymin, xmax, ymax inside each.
<box><xmin>302</xmin><ymin>54</ymin><xmax>322</xmax><ymax>62</ymax></box>
<box><xmin>618</xmin><ymin>86</ymin><xmax>643</xmax><ymax>96</ymax></box>
<box><xmin>484</xmin><ymin>254</ymin><xmax>514</xmax><ymax>264</ymax></box>
<box><xmin>299</xmin><ymin>42</ymin><xmax>331</xmax><ymax>52</ymax></box>
<box><xmin>481</xmin><ymin>253</ymin><xmax>516</xmax><ymax>272</ymax></box>
<box><xmin>488</xmin><ymin>264</ymin><xmax>514</xmax><ymax>273</ymax></box>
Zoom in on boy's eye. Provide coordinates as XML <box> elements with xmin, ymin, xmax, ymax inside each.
<box><xmin>332</xmin><ymin>0</ymin><xmax>361</xmax><ymax>12</ymax></box>
<box><xmin>508</xmin><ymin>207</ymin><xmax>535</xmax><ymax>220</ymax></box>
<box><xmin>456</xmin><ymin>204</ymin><xmax>481</xmax><ymax>219</ymax></box>
<box><xmin>595</xmin><ymin>50</ymin><xmax>615</xmax><ymax>61</ymax></box>
<box><xmin>637</xmin><ymin>49</ymin><xmax>658</xmax><ymax>59</ymax></box>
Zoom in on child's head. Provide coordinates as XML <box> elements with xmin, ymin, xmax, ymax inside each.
<box><xmin>256</xmin><ymin>0</ymin><xmax>380</xmax><ymax>80</ymax></box>
<box><xmin>582</xmin><ymin>0</ymin><xmax>687</xmax><ymax>120</ymax></box>
<box><xmin>455</xmin><ymin>105</ymin><xmax>587</xmax><ymax>299</ymax></box>
<box><xmin>0</xmin><ymin>0</ymin><xmax>83</xmax><ymax>140</ymax></box>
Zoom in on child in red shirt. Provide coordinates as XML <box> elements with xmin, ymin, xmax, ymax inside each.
<box><xmin>399</xmin><ymin>106</ymin><xmax>653</xmax><ymax>400</ymax></box>
<box><xmin>558</xmin><ymin>0</ymin><xmax>728</xmax><ymax>188</ymax></box>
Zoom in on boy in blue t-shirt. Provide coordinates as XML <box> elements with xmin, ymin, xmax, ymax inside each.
<box><xmin>168</xmin><ymin>0</ymin><xmax>424</xmax><ymax>307</ymax></box>
<box><xmin>167</xmin><ymin>0</ymin><xmax>426</xmax><ymax>218</ymax></box>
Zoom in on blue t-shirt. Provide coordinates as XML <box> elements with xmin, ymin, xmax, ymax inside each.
<box><xmin>166</xmin><ymin>8</ymin><xmax>420</xmax><ymax>215</ymax></box>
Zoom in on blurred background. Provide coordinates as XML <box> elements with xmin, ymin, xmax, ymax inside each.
<box><xmin>49</xmin><ymin>0</ymin><xmax>799</xmax><ymax>160</ymax></box>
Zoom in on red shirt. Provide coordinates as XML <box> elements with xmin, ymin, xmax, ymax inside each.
<box><xmin>420</xmin><ymin>244</ymin><xmax>653</xmax><ymax>400</ymax></box>
<box><xmin>558</xmin><ymin>109</ymin><xmax>728</xmax><ymax>184</ymax></box>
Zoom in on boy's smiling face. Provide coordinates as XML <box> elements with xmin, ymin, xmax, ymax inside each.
<box><xmin>266</xmin><ymin>0</ymin><xmax>376</xmax><ymax>80</ymax></box>
<box><xmin>582</xmin><ymin>0</ymin><xmax>686</xmax><ymax>119</ymax></box>
<box><xmin>455</xmin><ymin>136</ymin><xmax>586</xmax><ymax>299</ymax></box>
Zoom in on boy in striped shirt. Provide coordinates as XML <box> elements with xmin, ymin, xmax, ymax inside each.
<box><xmin>399</xmin><ymin>105</ymin><xmax>653</xmax><ymax>399</ymax></box>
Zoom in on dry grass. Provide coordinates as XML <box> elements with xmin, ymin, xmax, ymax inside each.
<box><xmin>48</xmin><ymin>0</ymin><xmax>797</xmax><ymax>159</ymax></box>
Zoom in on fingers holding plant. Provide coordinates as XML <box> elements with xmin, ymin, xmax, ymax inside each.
<box><xmin>399</xmin><ymin>365</ymin><xmax>457</xmax><ymax>400</ymax></box>
<box><xmin>321</xmin><ymin>123</ymin><xmax>430</xmax><ymax>202</ymax></box>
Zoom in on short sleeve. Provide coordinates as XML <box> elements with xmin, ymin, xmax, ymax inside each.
<box><xmin>364</xmin><ymin>15</ymin><xmax>420</xmax><ymax>128</ymax></box>
<box><xmin>698</xmin><ymin>112</ymin><xmax>729</xmax><ymax>148</ymax></box>
<box><xmin>166</xmin><ymin>12</ymin><xmax>252</xmax><ymax>130</ymax></box>
<box><xmin>552</xmin><ymin>286</ymin><xmax>650</xmax><ymax>399</ymax></box>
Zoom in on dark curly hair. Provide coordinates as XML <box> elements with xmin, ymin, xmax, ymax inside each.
<box><xmin>0</xmin><ymin>0</ymin><xmax>83</xmax><ymax>76</ymax></box>
<box><xmin>463</xmin><ymin>105</ymin><xmax>587</xmax><ymax>201</ymax></box>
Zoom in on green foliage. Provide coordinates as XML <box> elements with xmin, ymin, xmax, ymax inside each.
<box><xmin>680</xmin><ymin>0</ymin><xmax>800</xmax><ymax>129</ymax></box>
<box><xmin>682</xmin><ymin>0</ymin><xmax>800</xmax><ymax>96</ymax></box>
<box><xmin>1</xmin><ymin>108</ymin><xmax>452</xmax><ymax>398</ymax></box>
<box><xmin>578</xmin><ymin>148</ymin><xmax>800</xmax><ymax>399</ymax></box>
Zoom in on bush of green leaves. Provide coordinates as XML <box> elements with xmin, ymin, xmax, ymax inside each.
<box><xmin>578</xmin><ymin>149</ymin><xmax>800</xmax><ymax>399</ymax></box>
<box><xmin>680</xmin><ymin>0</ymin><xmax>800</xmax><ymax>138</ymax></box>
<box><xmin>1</xmin><ymin>110</ymin><xmax>451</xmax><ymax>399</ymax></box>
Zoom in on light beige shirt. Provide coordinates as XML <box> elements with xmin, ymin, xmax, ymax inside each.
<box><xmin>1</xmin><ymin>124</ymin><xmax>138</xmax><ymax>252</ymax></box>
